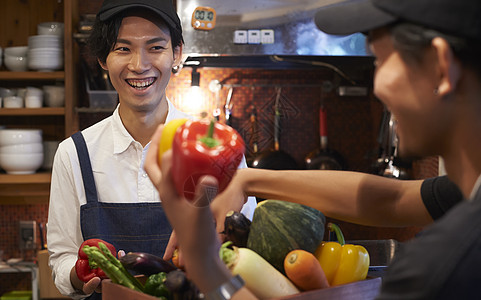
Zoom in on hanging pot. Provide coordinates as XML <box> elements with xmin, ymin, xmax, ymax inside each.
<box><xmin>250</xmin><ymin>87</ymin><xmax>298</xmax><ymax>170</ymax></box>
<box><xmin>305</xmin><ymin>103</ymin><xmax>346</xmax><ymax>170</ymax></box>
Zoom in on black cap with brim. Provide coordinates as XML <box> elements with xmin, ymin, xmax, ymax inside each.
<box><xmin>315</xmin><ymin>0</ymin><xmax>481</xmax><ymax>41</ymax></box>
<box><xmin>98</xmin><ymin>0</ymin><xmax>182</xmax><ymax>33</ymax></box>
<box><xmin>314</xmin><ymin>0</ymin><xmax>397</xmax><ymax>35</ymax></box>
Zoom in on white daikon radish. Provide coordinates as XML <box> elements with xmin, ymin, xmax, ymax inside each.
<box><xmin>219</xmin><ymin>242</ymin><xmax>300</xmax><ymax>299</ymax></box>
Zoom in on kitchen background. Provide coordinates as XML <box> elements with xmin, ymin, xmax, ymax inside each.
<box><xmin>0</xmin><ymin>0</ymin><xmax>438</xmax><ymax>295</ymax></box>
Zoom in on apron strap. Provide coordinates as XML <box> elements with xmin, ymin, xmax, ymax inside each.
<box><xmin>72</xmin><ymin>132</ymin><xmax>99</xmax><ymax>203</ymax></box>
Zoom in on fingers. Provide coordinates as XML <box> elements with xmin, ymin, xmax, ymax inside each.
<box><xmin>191</xmin><ymin>175</ymin><xmax>219</xmax><ymax>208</ymax></box>
<box><xmin>163</xmin><ymin>231</ymin><xmax>178</xmax><ymax>260</ymax></box>
<box><xmin>144</xmin><ymin>124</ymin><xmax>165</xmax><ymax>186</ymax></box>
<box><xmin>158</xmin><ymin>150</ymin><xmax>179</xmax><ymax>201</ymax></box>
<box><xmin>83</xmin><ymin>277</ymin><xmax>101</xmax><ymax>295</ymax></box>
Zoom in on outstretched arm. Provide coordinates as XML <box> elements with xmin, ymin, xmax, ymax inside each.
<box><xmin>214</xmin><ymin>168</ymin><xmax>432</xmax><ymax>227</ymax></box>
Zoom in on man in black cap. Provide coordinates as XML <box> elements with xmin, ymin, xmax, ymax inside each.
<box><xmin>143</xmin><ymin>0</ymin><xmax>481</xmax><ymax>299</ymax></box>
<box><xmin>315</xmin><ymin>1</ymin><xmax>481</xmax><ymax>297</ymax></box>
<box><xmin>46</xmin><ymin>0</ymin><xmax>257</xmax><ymax>298</ymax></box>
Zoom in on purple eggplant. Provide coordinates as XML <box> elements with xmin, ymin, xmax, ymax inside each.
<box><xmin>221</xmin><ymin>211</ymin><xmax>251</xmax><ymax>248</ymax></box>
<box><xmin>119</xmin><ymin>252</ymin><xmax>176</xmax><ymax>276</ymax></box>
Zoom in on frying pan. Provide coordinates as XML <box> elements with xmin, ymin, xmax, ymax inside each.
<box><xmin>250</xmin><ymin>87</ymin><xmax>298</xmax><ymax>170</ymax></box>
<box><xmin>246</xmin><ymin>88</ymin><xmax>259</xmax><ymax>167</ymax></box>
<box><xmin>305</xmin><ymin>104</ymin><xmax>346</xmax><ymax>170</ymax></box>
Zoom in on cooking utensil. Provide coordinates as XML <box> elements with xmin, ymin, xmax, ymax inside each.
<box><xmin>305</xmin><ymin>98</ymin><xmax>345</xmax><ymax>170</ymax></box>
<box><xmin>250</xmin><ymin>87</ymin><xmax>298</xmax><ymax>170</ymax></box>
<box><xmin>381</xmin><ymin>112</ymin><xmax>410</xmax><ymax>179</ymax></box>
<box><xmin>246</xmin><ymin>88</ymin><xmax>259</xmax><ymax>167</ymax></box>
<box><xmin>38</xmin><ymin>222</ymin><xmax>46</xmax><ymax>250</ymax></box>
<box><xmin>209</xmin><ymin>79</ymin><xmax>222</xmax><ymax>121</ymax></box>
<box><xmin>224</xmin><ymin>87</ymin><xmax>234</xmax><ymax>126</ymax></box>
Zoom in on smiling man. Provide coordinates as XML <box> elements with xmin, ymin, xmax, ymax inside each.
<box><xmin>45</xmin><ymin>1</ymin><xmax>256</xmax><ymax>299</ymax></box>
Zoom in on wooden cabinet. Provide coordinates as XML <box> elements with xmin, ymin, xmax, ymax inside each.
<box><xmin>0</xmin><ymin>0</ymin><xmax>79</xmax><ymax>204</ymax></box>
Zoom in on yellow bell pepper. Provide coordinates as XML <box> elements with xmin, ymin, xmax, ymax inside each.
<box><xmin>158</xmin><ymin>118</ymin><xmax>188</xmax><ymax>163</ymax></box>
<box><xmin>314</xmin><ymin>223</ymin><xmax>370</xmax><ymax>286</ymax></box>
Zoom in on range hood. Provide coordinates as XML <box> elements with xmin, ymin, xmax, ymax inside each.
<box><xmin>177</xmin><ymin>0</ymin><xmax>368</xmax><ymax>59</ymax></box>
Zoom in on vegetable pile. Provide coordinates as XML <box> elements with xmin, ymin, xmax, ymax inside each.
<box><xmin>220</xmin><ymin>200</ymin><xmax>371</xmax><ymax>299</ymax></box>
<box><xmin>77</xmin><ymin>239</ymin><xmax>201</xmax><ymax>299</ymax></box>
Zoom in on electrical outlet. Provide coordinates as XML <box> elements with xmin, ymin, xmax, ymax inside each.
<box><xmin>233</xmin><ymin>30</ymin><xmax>248</xmax><ymax>44</ymax></box>
<box><xmin>248</xmin><ymin>30</ymin><xmax>261</xmax><ymax>44</ymax></box>
<box><xmin>19</xmin><ymin>221</ymin><xmax>36</xmax><ymax>250</ymax></box>
<box><xmin>261</xmin><ymin>29</ymin><xmax>275</xmax><ymax>44</ymax></box>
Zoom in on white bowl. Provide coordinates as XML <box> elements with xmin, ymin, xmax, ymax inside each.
<box><xmin>25</xmin><ymin>95</ymin><xmax>43</xmax><ymax>108</ymax></box>
<box><xmin>42</xmin><ymin>140</ymin><xmax>60</xmax><ymax>169</ymax></box>
<box><xmin>43</xmin><ymin>85</ymin><xmax>65</xmax><ymax>107</ymax></box>
<box><xmin>37</xmin><ymin>22</ymin><xmax>64</xmax><ymax>37</ymax></box>
<box><xmin>0</xmin><ymin>142</ymin><xmax>43</xmax><ymax>154</ymax></box>
<box><xmin>3</xmin><ymin>96</ymin><xmax>23</xmax><ymax>108</ymax></box>
<box><xmin>28</xmin><ymin>35</ymin><xmax>63</xmax><ymax>49</ymax></box>
<box><xmin>0</xmin><ymin>129</ymin><xmax>43</xmax><ymax>146</ymax></box>
<box><xmin>0</xmin><ymin>152</ymin><xmax>44</xmax><ymax>174</ymax></box>
<box><xmin>28</xmin><ymin>57</ymin><xmax>63</xmax><ymax>72</ymax></box>
<box><xmin>4</xmin><ymin>55</ymin><xmax>28</xmax><ymax>72</ymax></box>
<box><xmin>4</xmin><ymin>46</ymin><xmax>28</xmax><ymax>57</ymax></box>
<box><xmin>26</xmin><ymin>86</ymin><xmax>44</xmax><ymax>97</ymax></box>
<box><xmin>0</xmin><ymin>87</ymin><xmax>16</xmax><ymax>98</ymax></box>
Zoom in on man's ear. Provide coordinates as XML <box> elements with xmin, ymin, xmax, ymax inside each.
<box><xmin>432</xmin><ymin>37</ymin><xmax>461</xmax><ymax>96</ymax></box>
<box><xmin>98</xmin><ymin>58</ymin><xmax>108</xmax><ymax>71</ymax></box>
<box><xmin>173</xmin><ymin>44</ymin><xmax>183</xmax><ymax>69</ymax></box>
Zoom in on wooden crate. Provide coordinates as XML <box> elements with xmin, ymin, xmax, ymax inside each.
<box><xmin>103</xmin><ymin>277</ymin><xmax>382</xmax><ymax>300</ymax></box>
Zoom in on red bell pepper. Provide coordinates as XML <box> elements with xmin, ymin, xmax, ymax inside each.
<box><xmin>75</xmin><ymin>238</ymin><xmax>117</xmax><ymax>282</ymax></box>
<box><xmin>171</xmin><ymin>119</ymin><xmax>245</xmax><ymax>200</ymax></box>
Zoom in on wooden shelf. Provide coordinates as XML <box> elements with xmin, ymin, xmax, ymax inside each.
<box><xmin>0</xmin><ymin>71</ymin><xmax>64</xmax><ymax>81</ymax></box>
<box><xmin>0</xmin><ymin>172</ymin><xmax>51</xmax><ymax>184</ymax></box>
<box><xmin>0</xmin><ymin>0</ymin><xmax>78</xmax><ymax>202</ymax></box>
<box><xmin>0</xmin><ymin>107</ymin><xmax>65</xmax><ymax>116</ymax></box>
<box><xmin>0</xmin><ymin>172</ymin><xmax>51</xmax><ymax>204</ymax></box>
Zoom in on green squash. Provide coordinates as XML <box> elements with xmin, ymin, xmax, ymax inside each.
<box><xmin>246</xmin><ymin>200</ymin><xmax>326</xmax><ymax>274</ymax></box>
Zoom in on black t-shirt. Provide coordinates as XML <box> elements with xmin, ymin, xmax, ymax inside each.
<box><xmin>377</xmin><ymin>177</ymin><xmax>481</xmax><ymax>299</ymax></box>
<box><xmin>420</xmin><ymin>175</ymin><xmax>464</xmax><ymax>220</ymax></box>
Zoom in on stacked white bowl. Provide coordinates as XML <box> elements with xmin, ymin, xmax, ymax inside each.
<box><xmin>28</xmin><ymin>22</ymin><xmax>64</xmax><ymax>72</ymax></box>
<box><xmin>43</xmin><ymin>85</ymin><xmax>65</xmax><ymax>107</ymax></box>
<box><xmin>4</xmin><ymin>46</ymin><xmax>28</xmax><ymax>72</ymax></box>
<box><xmin>25</xmin><ymin>86</ymin><xmax>44</xmax><ymax>108</ymax></box>
<box><xmin>0</xmin><ymin>129</ymin><xmax>44</xmax><ymax>174</ymax></box>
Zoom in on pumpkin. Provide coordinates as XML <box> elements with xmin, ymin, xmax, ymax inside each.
<box><xmin>246</xmin><ymin>200</ymin><xmax>326</xmax><ymax>274</ymax></box>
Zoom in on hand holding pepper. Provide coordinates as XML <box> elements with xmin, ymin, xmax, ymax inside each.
<box><xmin>75</xmin><ymin>238</ymin><xmax>117</xmax><ymax>282</ymax></box>
<box><xmin>171</xmin><ymin>119</ymin><xmax>245</xmax><ymax>201</ymax></box>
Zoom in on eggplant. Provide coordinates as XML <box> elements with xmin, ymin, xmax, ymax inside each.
<box><xmin>165</xmin><ymin>269</ymin><xmax>201</xmax><ymax>300</ymax></box>
<box><xmin>221</xmin><ymin>211</ymin><xmax>251</xmax><ymax>248</ymax></box>
<box><xmin>119</xmin><ymin>252</ymin><xmax>176</xmax><ymax>276</ymax></box>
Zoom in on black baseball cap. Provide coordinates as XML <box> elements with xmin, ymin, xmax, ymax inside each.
<box><xmin>314</xmin><ymin>0</ymin><xmax>481</xmax><ymax>41</ymax></box>
<box><xmin>98</xmin><ymin>0</ymin><xmax>182</xmax><ymax>33</ymax></box>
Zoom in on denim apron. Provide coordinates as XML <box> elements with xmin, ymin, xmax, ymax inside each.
<box><xmin>72</xmin><ymin>132</ymin><xmax>172</xmax><ymax>299</ymax></box>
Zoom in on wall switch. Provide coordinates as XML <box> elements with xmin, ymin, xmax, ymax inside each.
<box><xmin>234</xmin><ymin>30</ymin><xmax>248</xmax><ymax>44</ymax></box>
<box><xmin>248</xmin><ymin>30</ymin><xmax>261</xmax><ymax>44</ymax></box>
<box><xmin>261</xmin><ymin>29</ymin><xmax>275</xmax><ymax>44</ymax></box>
<box><xmin>19</xmin><ymin>220</ymin><xmax>36</xmax><ymax>250</ymax></box>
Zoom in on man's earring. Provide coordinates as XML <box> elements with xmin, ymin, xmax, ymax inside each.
<box><xmin>172</xmin><ymin>65</ymin><xmax>180</xmax><ymax>74</ymax></box>
<box><xmin>433</xmin><ymin>87</ymin><xmax>439</xmax><ymax>95</ymax></box>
